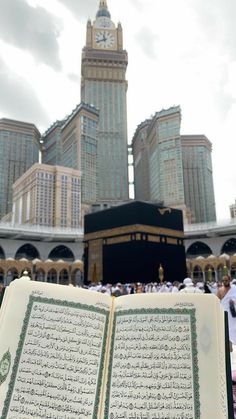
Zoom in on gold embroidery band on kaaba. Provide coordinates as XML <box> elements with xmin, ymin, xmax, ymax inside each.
<box><xmin>84</xmin><ymin>224</ymin><xmax>184</xmax><ymax>241</ymax></box>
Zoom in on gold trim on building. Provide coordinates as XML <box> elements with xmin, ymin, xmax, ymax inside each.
<box><xmin>106</xmin><ymin>235</ymin><xmax>131</xmax><ymax>245</ymax></box>
<box><xmin>158</xmin><ymin>208</ymin><xmax>172</xmax><ymax>215</ymax></box>
<box><xmin>94</xmin><ymin>233</ymin><xmax>180</xmax><ymax>246</ymax></box>
<box><xmin>84</xmin><ymin>224</ymin><xmax>184</xmax><ymax>241</ymax></box>
<box><xmin>166</xmin><ymin>237</ymin><xmax>178</xmax><ymax>245</ymax></box>
<box><xmin>148</xmin><ymin>235</ymin><xmax>161</xmax><ymax>243</ymax></box>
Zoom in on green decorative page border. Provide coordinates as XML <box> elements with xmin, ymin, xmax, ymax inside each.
<box><xmin>2</xmin><ymin>295</ymin><xmax>110</xmax><ymax>419</ymax></box>
<box><xmin>104</xmin><ymin>307</ymin><xmax>200</xmax><ymax>419</ymax></box>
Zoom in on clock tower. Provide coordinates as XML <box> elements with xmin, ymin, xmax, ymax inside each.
<box><xmin>81</xmin><ymin>0</ymin><xmax>129</xmax><ymax>203</ymax></box>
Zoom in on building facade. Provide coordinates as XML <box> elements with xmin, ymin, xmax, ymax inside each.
<box><xmin>148</xmin><ymin>107</ymin><xmax>184</xmax><ymax>207</ymax></box>
<box><xmin>230</xmin><ymin>200</ymin><xmax>236</xmax><ymax>219</ymax></box>
<box><xmin>61</xmin><ymin>103</ymin><xmax>99</xmax><ymax>205</ymax></box>
<box><xmin>81</xmin><ymin>0</ymin><xmax>129</xmax><ymax>203</ymax></box>
<box><xmin>132</xmin><ymin>107</ymin><xmax>187</xmax><ymax>218</ymax></box>
<box><xmin>132</xmin><ymin>120</ymin><xmax>151</xmax><ymax>202</ymax></box>
<box><xmin>181</xmin><ymin>135</ymin><xmax>216</xmax><ymax>223</ymax></box>
<box><xmin>42</xmin><ymin>120</ymin><xmax>65</xmax><ymax>166</ymax></box>
<box><xmin>12</xmin><ymin>163</ymin><xmax>82</xmax><ymax>229</ymax></box>
<box><xmin>42</xmin><ymin>103</ymin><xmax>99</xmax><ymax>207</ymax></box>
<box><xmin>132</xmin><ymin>108</ymin><xmax>216</xmax><ymax>224</ymax></box>
<box><xmin>0</xmin><ymin>118</ymin><xmax>41</xmax><ymax>219</ymax></box>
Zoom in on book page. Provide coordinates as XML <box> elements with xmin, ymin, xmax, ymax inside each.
<box><xmin>0</xmin><ymin>285</ymin><xmax>10</xmax><ymax>326</ymax></box>
<box><xmin>103</xmin><ymin>293</ymin><xmax>228</xmax><ymax>419</ymax></box>
<box><xmin>0</xmin><ymin>280</ymin><xmax>112</xmax><ymax>419</ymax></box>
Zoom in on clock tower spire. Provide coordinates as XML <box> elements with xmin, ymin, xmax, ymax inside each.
<box><xmin>96</xmin><ymin>0</ymin><xmax>111</xmax><ymax>18</ymax></box>
<box><xmin>81</xmin><ymin>1</ymin><xmax>129</xmax><ymax>202</ymax></box>
<box><xmin>99</xmin><ymin>0</ymin><xmax>108</xmax><ymax>7</ymax></box>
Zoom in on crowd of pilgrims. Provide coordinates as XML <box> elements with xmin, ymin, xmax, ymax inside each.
<box><xmin>83</xmin><ymin>278</ymin><xmax>231</xmax><ymax>296</ymax></box>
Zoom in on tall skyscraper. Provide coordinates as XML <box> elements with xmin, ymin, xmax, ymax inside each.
<box><xmin>132</xmin><ymin>106</ymin><xmax>185</xmax><ymax>205</ymax></box>
<box><xmin>181</xmin><ymin>135</ymin><xmax>216</xmax><ymax>223</ymax></box>
<box><xmin>132</xmin><ymin>120</ymin><xmax>151</xmax><ymax>202</ymax></box>
<box><xmin>0</xmin><ymin>118</ymin><xmax>41</xmax><ymax>219</ymax></box>
<box><xmin>132</xmin><ymin>108</ymin><xmax>216</xmax><ymax>224</ymax></box>
<box><xmin>42</xmin><ymin>120</ymin><xmax>65</xmax><ymax>166</ymax></box>
<box><xmin>61</xmin><ymin>103</ymin><xmax>99</xmax><ymax>206</ymax></box>
<box><xmin>42</xmin><ymin>103</ymin><xmax>99</xmax><ymax>206</ymax></box>
<box><xmin>12</xmin><ymin>163</ymin><xmax>82</xmax><ymax>228</ymax></box>
<box><xmin>81</xmin><ymin>0</ymin><xmax>129</xmax><ymax>203</ymax></box>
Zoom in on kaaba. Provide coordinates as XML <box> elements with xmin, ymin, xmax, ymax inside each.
<box><xmin>83</xmin><ymin>201</ymin><xmax>187</xmax><ymax>284</ymax></box>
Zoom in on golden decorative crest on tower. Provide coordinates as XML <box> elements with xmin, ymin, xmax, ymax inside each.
<box><xmin>158</xmin><ymin>208</ymin><xmax>171</xmax><ymax>216</ymax></box>
<box><xmin>100</xmin><ymin>0</ymin><xmax>108</xmax><ymax>7</ymax></box>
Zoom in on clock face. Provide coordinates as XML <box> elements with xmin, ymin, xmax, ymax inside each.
<box><xmin>95</xmin><ymin>30</ymin><xmax>115</xmax><ymax>48</ymax></box>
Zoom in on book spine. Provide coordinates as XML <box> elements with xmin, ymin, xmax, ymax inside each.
<box><xmin>224</xmin><ymin>312</ymin><xmax>234</xmax><ymax>419</ymax></box>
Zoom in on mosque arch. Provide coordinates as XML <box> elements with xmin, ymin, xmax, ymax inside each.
<box><xmin>71</xmin><ymin>268</ymin><xmax>83</xmax><ymax>287</ymax></box>
<box><xmin>0</xmin><ymin>246</ymin><xmax>5</xmax><ymax>259</ymax></box>
<box><xmin>6</xmin><ymin>268</ymin><xmax>19</xmax><ymax>284</ymax></box>
<box><xmin>48</xmin><ymin>246</ymin><xmax>75</xmax><ymax>262</ymax></box>
<box><xmin>35</xmin><ymin>269</ymin><xmax>46</xmax><ymax>282</ymax></box>
<box><xmin>0</xmin><ymin>268</ymin><xmax>4</xmax><ymax>284</ymax></box>
<box><xmin>15</xmin><ymin>244</ymin><xmax>40</xmax><ymax>260</ymax></box>
<box><xmin>231</xmin><ymin>262</ymin><xmax>236</xmax><ymax>279</ymax></box>
<box><xmin>59</xmin><ymin>269</ymin><xmax>69</xmax><ymax>285</ymax></box>
<box><xmin>204</xmin><ymin>264</ymin><xmax>215</xmax><ymax>282</ymax></box>
<box><xmin>192</xmin><ymin>265</ymin><xmax>203</xmax><ymax>281</ymax></box>
<box><xmin>47</xmin><ymin>269</ymin><xmax>57</xmax><ymax>284</ymax></box>
<box><xmin>186</xmin><ymin>242</ymin><xmax>213</xmax><ymax>258</ymax></box>
<box><xmin>221</xmin><ymin>238</ymin><xmax>236</xmax><ymax>256</ymax></box>
<box><xmin>216</xmin><ymin>263</ymin><xmax>226</xmax><ymax>281</ymax></box>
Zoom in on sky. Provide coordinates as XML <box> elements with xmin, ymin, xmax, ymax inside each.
<box><xmin>0</xmin><ymin>0</ymin><xmax>235</xmax><ymax>221</ymax></box>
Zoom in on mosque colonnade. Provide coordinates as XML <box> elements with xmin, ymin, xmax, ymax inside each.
<box><xmin>0</xmin><ymin>238</ymin><xmax>84</xmax><ymax>286</ymax></box>
<box><xmin>185</xmin><ymin>235</ymin><xmax>236</xmax><ymax>282</ymax></box>
<box><xmin>0</xmin><ymin>223</ymin><xmax>236</xmax><ymax>285</ymax></box>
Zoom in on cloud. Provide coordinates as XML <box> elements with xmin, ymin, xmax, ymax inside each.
<box><xmin>192</xmin><ymin>0</ymin><xmax>236</xmax><ymax>60</ymax></box>
<box><xmin>67</xmin><ymin>73</ymin><xmax>80</xmax><ymax>82</ymax></box>
<box><xmin>135</xmin><ymin>27</ymin><xmax>159</xmax><ymax>59</ymax></box>
<box><xmin>0</xmin><ymin>58</ymin><xmax>50</xmax><ymax>129</ymax></box>
<box><xmin>213</xmin><ymin>80</ymin><xmax>236</xmax><ymax>119</ymax></box>
<box><xmin>0</xmin><ymin>0</ymin><xmax>62</xmax><ymax>70</ymax></box>
<box><xmin>129</xmin><ymin>0</ymin><xmax>144</xmax><ymax>11</ymax></box>
<box><xmin>57</xmin><ymin>0</ymin><xmax>97</xmax><ymax>18</ymax></box>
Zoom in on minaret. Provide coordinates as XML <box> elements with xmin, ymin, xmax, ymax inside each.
<box><xmin>81</xmin><ymin>0</ymin><xmax>129</xmax><ymax>203</ymax></box>
<box><xmin>99</xmin><ymin>0</ymin><xmax>108</xmax><ymax>8</ymax></box>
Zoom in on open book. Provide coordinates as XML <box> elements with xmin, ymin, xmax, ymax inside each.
<box><xmin>0</xmin><ymin>279</ymin><xmax>233</xmax><ymax>419</ymax></box>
